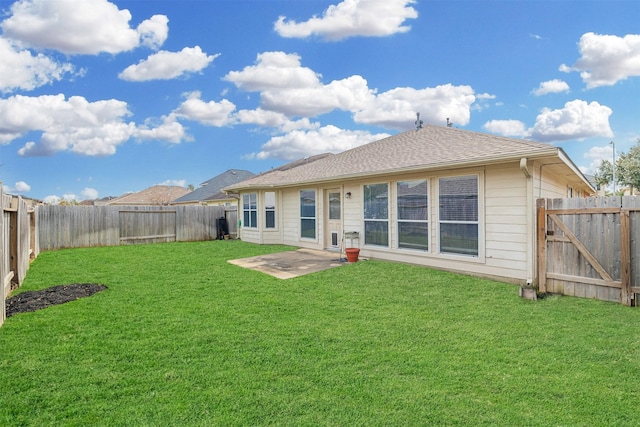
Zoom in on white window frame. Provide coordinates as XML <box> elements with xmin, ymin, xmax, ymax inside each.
<box><xmin>363</xmin><ymin>182</ymin><xmax>389</xmax><ymax>247</ymax></box>
<box><xmin>242</xmin><ymin>193</ymin><xmax>257</xmax><ymax>228</ymax></box>
<box><xmin>437</xmin><ymin>174</ymin><xmax>480</xmax><ymax>257</ymax></box>
<box><xmin>300</xmin><ymin>189</ymin><xmax>316</xmax><ymax>240</ymax></box>
<box><xmin>397</xmin><ymin>179</ymin><xmax>429</xmax><ymax>251</ymax></box>
<box><xmin>264</xmin><ymin>191</ymin><xmax>276</xmax><ymax>229</ymax></box>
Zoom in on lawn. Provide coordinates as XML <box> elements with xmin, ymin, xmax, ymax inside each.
<box><xmin>1</xmin><ymin>240</ymin><xmax>639</xmax><ymax>426</ymax></box>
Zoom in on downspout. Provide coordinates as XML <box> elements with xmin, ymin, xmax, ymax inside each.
<box><xmin>520</xmin><ymin>158</ymin><xmax>534</xmax><ymax>287</ymax></box>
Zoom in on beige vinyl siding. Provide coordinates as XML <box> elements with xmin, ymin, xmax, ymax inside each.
<box><xmin>240</xmin><ymin>227</ymin><xmax>261</xmax><ymax>243</ymax></box>
<box><xmin>537</xmin><ymin>163</ymin><xmax>575</xmax><ymax>198</ymax></box>
<box><xmin>261</xmin><ymin>191</ymin><xmax>283</xmax><ymax>245</ymax></box>
<box><xmin>281</xmin><ymin>190</ymin><xmax>299</xmax><ymax>245</ymax></box>
<box><xmin>483</xmin><ymin>163</ymin><xmax>529</xmax><ymax>279</ymax></box>
<box><xmin>238</xmin><ymin>158</ymin><xmax>586</xmax><ymax>284</ymax></box>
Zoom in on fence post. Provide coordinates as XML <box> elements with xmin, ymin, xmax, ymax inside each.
<box><xmin>620</xmin><ymin>210</ymin><xmax>631</xmax><ymax>306</ymax></box>
<box><xmin>0</xmin><ymin>186</ymin><xmax>5</xmax><ymax>326</ymax></box>
<box><xmin>536</xmin><ymin>198</ymin><xmax>547</xmax><ymax>294</ymax></box>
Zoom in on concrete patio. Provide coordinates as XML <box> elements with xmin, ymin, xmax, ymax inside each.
<box><xmin>228</xmin><ymin>248</ymin><xmax>347</xmax><ymax>279</ymax></box>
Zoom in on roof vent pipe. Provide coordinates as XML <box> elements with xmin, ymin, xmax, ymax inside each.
<box><xmin>415</xmin><ymin>112</ymin><xmax>423</xmax><ymax>129</ymax></box>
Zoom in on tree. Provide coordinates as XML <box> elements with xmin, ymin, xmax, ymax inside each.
<box><xmin>594</xmin><ymin>159</ymin><xmax>613</xmax><ymax>190</ymax></box>
<box><xmin>616</xmin><ymin>139</ymin><xmax>640</xmax><ymax>193</ymax></box>
<box><xmin>594</xmin><ymin>139</ymin><xmax>640</xmax><ymax>194</ymax></box>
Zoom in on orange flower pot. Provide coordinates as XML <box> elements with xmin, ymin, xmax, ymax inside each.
<box><xmin>345</xmin><ymin>248</ymin><xmax>360</xmax><ymax>262</ymax></box>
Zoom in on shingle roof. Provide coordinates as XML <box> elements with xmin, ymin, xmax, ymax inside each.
<box><xmin>172</xmin><ymin>169</ymin><xmax>255</xmax><ymax>204</ymax></box>
<box><xmin>109</xmin><ymin>185</ymin><xmax>190</xmax><ymax>205</ymax></box>
<box><xmin>225</xmin><ymin>125</ymin><xmax>584</xmax><ymax>190</ymax></box>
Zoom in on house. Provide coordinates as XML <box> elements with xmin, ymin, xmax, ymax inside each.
<box><xmin>171</xmin><ymin>169</ymin><xmax>255</xmax><ymax>206</ymax></box>
<box><xmin>108</xmin><ymin>185</ymin><xmax>190</xmax><ymax>206</ymax></box>
<box><xmin>224</xmin><ymin>125</ymin><xmax>594</xmax><ymax>285</ymax></box>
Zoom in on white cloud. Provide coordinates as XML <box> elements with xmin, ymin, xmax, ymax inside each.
<box><xmin>530</xmin><ymin>99</ymin><xmax>613</xmax><ymax>142</ymax></box>
<box><xmin>134</xmin><ymin>114</ymin><xmax>188</xmax><ymax>144</ymax></box>
<box><xmin>15</xmin><ymin>181</ymin><xmax>31</xmax><ymax>192</ymax></box>
<box><xmin>0</xmin><ymin>94</ymin><xmax>186</xmax><ymax>157</ymax></box>
<box><xmin>0</xmin><ymin>94</ymin><xmax>135</xmax><ymax>156</ymax></box>
<box><xmin>158</xmin><ymin>179</ymin><xmax>187</xmax><ymax>187</ymax></box>
<box><xmin>274</xmin><ymin>0</ymin><xmax>418</xmax><ymax>41</ymax></box>
<box><xmin>235</xmin><ymin>108</ymin><xmax>319</xmax><ymax>132</ymax></box>
<box><xmin>484</xmin><ymin>100</ymin><xmax>613</xmax><ymax>142</ymax></box>
<box><xmin>0</xmin><ymin>0</ymin><xmax>168</xmax><ymax>55</ymax></box>
<box><xmin>0</xmin><ymin>38</ymin><xmax>75</xmax><ymax>93</ymax></box>
<box><xmin>81</xmin><ymin>187</ymin><xmax>99</xmax><ymax>199</ymax></box>
<box><xmin>137</xmin><ymin>14</ymin><xmax>169</xmax><ymax>50</ymax></box>
<box><xmin>354</xmin><ymin>84</ymin><xmax>476</xmax><ymax>130</ymax></box>
<box><xmin>3</xmin><ymin>181</ymin><xmax>31</xmax><ymax>194</ymax></box>
<box><xmin>583</xmin><ymin>145</ymin><xmax>614</xmax><ymax>174</ymax></box>
<box><xmin>172</xmin><ymin>92</ymin><xmax>236</xmax><ymax>126</ymax></box>
<box><xmin>119</xmin><ymin>46</ymin><xmax>218</xmax><ymax>81</ymax></box>
<box><xmin>225</xmin><ymin>52</ymin><xmax>477</xmax><ymax>129</ymax></box>
<box><xmin>483</xmin><ymin>120</ymin><xmax>529</xmax><ymax>137</ymax></box>
<box><xmin>561</xmin><ymin>32</ymin><xmax>640</xmax><ymax>88</ymax></box>
<box><xmin>224</xmin><ymin>51</ymin><xmax>321</xmax><ymax>91</ymax></box>
<box><xmin>533</xmin><ymin>79</ymin><xmax>570</xmax><ymax>96</ymax></box>
<box><xmin>261</xmin><ymin>75</ymin><xmax>375</xmax><ymax>117</ymax></box>
<box><xmin>225</xmin><ymin>52</ymin><xmax>375</xmax><ymax>117</ymax></box>
<box><xmin>472</xmin><ymin>92</ymin><xmax>497</xmax><ymax>112</ymax></box>
<box><xmin>251</xmin><ymin>125</ymin><xmax>390</xmax><ymax>160</ymax></box>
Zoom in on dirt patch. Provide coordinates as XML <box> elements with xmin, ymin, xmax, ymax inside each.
<box><xmin>5</xmin><ymin>283</ymin><xmax>107</xmax><ymax>318</ymax></box>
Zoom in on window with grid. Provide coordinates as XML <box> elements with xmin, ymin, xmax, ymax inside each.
<box><xmin>300</xmin><ymin>190</ymin><xmax>316</xmax><ymax>239</ymax></box>
<box><xmin>439</xmin><ymin>175</ymin><xmax>478</xmax><ymax>256</ymax></box>
<box><xmin>242</xmin><ymin>193</ymin><xmax>257</xmax><ymax>228</ymax></box>
<box><xmin>397</xmin><ymin>179</ymin><xmax>428</xmax><ymax>250</ymax></box>
<box><xmin>364</xmin><ymin>183</ymin><xmax>389</xmax><ymax>247</ymax></box>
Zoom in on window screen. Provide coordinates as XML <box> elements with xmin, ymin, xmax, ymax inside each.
<box><xmin>364</xmin><ymin>183</ymin><xmax>388</xmax><ymax>246</ymax></box>
<box><xmin>439</xmin><ymin>176</ymin><xmax>478</xmax><ymax>256</ymax></box>
<box><xmin>398</xmin><ymin>179</ymin><xmax>428</xmax><ymax>250</ymax></box>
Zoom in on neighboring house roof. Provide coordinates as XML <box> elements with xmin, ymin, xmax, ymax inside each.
<box><xmin>172</xmin><ymin>169</ymin><xmax>256</xmax><ymax>204</ymax></box>
<box><xmin>225</xmin><ymin>125</ymin><xmax>593</xmax><ymax>192</ymax></box>
<box><xmin>80</xmin><ymin>196</ymin><xmax>117</xmax><ymax>206</ymax></box>
<box><xmin>109</xmin><ymin>185</ymin><xmax>190</xmax><ymax>205</ymax></box>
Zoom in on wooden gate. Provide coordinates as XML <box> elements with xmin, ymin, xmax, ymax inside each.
<box><xmin>537</xmin><ymin>197</ymin><xmax>640</xmax><ymax>306</ymax></box>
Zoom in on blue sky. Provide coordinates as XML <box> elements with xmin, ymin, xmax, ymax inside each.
<box><xmin>0</xmin><ymin>0</ymin><xmax>638</xmax><ymax>203</ymax></box>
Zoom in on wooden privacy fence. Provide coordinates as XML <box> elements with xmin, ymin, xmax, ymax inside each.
<box><xmin>1</xmin><ymin>188</ymin><xmax>38</xmax><ymax>326</ymax></box>
<box><xmin>537</xmin><ymin>196</ymin><xmax>640</xmax><ymax>306</ymax></box>
<box><xmin>37</xmin><ymin>205</ymin><xmax>237</xmax><ymax>251</ymax></box>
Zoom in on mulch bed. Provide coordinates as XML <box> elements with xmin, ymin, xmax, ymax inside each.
<box><xmin>5</xmin><ymin>284</ymin><xmax>107</xmax><ymax>318</ymax></box>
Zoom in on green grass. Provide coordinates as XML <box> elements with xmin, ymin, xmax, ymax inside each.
<box><xmin>1</xmin><ymin>240</ymin><xmax>639</xmax><ymax>426</ymax></box>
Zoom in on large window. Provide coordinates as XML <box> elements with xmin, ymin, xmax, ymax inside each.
<box><xmin>300</xmin><ymin>190</ymin><xmax>316</xmax><ymax>239</ymax></box>
<box><xmin>364</xmin><ymin>183</ymin><xmax>389</xmax><ymax>247</ymax></box>
<box><xmin>397</xmin><ymin>179</ymin><xmax>428</xmax><ymax>250</ymax></box>
<box><xmin>242</xmin><ymin>193</ymin><xmax>257</xmax><ymax>228</ymax></box>
<box><xmin>265</xmin><ymin>192</ymin><xmax>276</xmax><ymax>229</ymax></box>
<box><xmin>439</xmin><ymin>175</ymin><xmax>478</xmax><ymax>256</ymax></box>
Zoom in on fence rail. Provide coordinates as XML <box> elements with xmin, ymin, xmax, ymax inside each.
<box><xmin>537</xmin><ymin>196</ymin><xmax>640</xmax><ymax>306</ymax></box>
<box><xmin>37</xmin><ymin>205</ymin><xmax>237</xmax><ymax>251</ymax></box>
